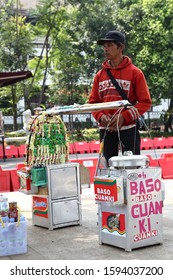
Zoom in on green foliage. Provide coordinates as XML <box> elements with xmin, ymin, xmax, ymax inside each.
<box><xmin>46</xmin><ymin>85</ymin><xmax>88</xmax><ymax>106</ymax></box>
<box><xmin>68</xmin><ymin>127</ymin><xmax>173</xmax><ymax>142</ymax></box>
<box><xmin>68</xmin><ymin>128</ymin><xmax>99</xmax><ymax>142</ymax></box>
<box><xmin>67</xmin><ymin>0</ymin><xmax>119</xmax><ymax>80</ymax></box>
<box><xmin>0</xmin><ymin>15</ymin><xmax>35</xmax><ymax>71</ymax></box>
<box><xmin>0</xmin><ymin>0</ymin><xmax>173</xmax><ymax>132</ymax></box>
<box><xmin>140</xmin><ymin>130</ymin><xmax>173</xmax><ymax>139</ymax></box>
<box><xmin>4</xmin><ymin>126</ymin><xmax>173</xmax><ymax>145</ymax></box>
<box><xmin>115</xmin><ymin>0</ymin><xmax>173</xmax><ymax>107</ymax></box>
<box><xmin>5</xmin><ymin>130</ymin><xmax>27</xmax><ymax>137</ymax></box>
<box><xmin>0</xmin><ymin>1</ymin><xmax>36</xmax><ymax>129</ymax></box>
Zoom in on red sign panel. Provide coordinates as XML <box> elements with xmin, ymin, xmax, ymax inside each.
<box><xmin>94</xmin><ymin>178</ymin><xmax>118</xmax><ymax>203</ymax></box>
<box><xmin>32</xmin><ymin>196</ymin><xmax>48</xmax><ymax>218</ymax></box>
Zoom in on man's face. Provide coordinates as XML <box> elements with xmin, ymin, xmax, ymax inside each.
<box><xmin>103</xmin><ymin>41</ymin><xmax>122</xmax><ymax>60</ymax></box>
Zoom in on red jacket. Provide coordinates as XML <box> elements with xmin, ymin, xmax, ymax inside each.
<box><xmin>88</xmin><ymin>56</ymin><xmax>152</xmax><ymax>127</ymax></box>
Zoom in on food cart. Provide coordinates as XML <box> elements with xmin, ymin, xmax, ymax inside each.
<box><xmin>18</xmin><ymin>112</ymin><xmax>82</xmax><ymax>230</ymax></box>
<box><xmin>94</xmin><ymin>153</ymin><xmax>165</xmax><ymax>252</ymax></box>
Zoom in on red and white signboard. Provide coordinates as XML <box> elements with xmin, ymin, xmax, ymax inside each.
<box><xmin>94</xmin><ymin>176</ymin><xmax>124</xmax><ymax>205</ymax></box>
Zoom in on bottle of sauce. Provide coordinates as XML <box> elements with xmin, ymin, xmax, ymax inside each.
<box><xmin>0</xmin><ymin>194</ymin><xmax>9</xmax><ymax>217</ymax></box>
<box><xmin>8</xmin><ymin>201</ymin><xmax>18</xmax><ymax>222</ymax></box>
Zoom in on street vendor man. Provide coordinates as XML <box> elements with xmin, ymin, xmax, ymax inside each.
<box><xmin>88</xmin><ymin>30</ymin><xmax>152</xmax><ymax>164</ymax></box>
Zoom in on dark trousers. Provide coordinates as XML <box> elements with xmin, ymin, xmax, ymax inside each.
<box><xmin>100</xmin><ymin>127</ymin><xmax>141</xmax><ymax>163</ymax></box>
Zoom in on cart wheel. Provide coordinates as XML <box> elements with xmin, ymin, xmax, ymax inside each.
<box><xmin>125</xmin><ymin>248</ymin><xmax>132</xmax><ymax>252</ymax></box>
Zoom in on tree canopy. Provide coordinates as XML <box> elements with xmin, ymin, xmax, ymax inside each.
<box><xmin>0</xmin><ymin>0</ymin><xmax>173</xmax><ymax>131</ymax></box>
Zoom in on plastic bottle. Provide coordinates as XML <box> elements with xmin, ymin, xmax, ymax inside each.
<box><xmin>19</xmin><ymin>215</ymin><xmax>26</xmax><ymax>221</ymax></box>
<box><xmin>2</xmin><ymin>216</ymin><xmax>9</xmax><ymax>223</ymax></box>
<box><xmin>0</xmin><ymin>194</ymin><xmax>9</xmax><ymax>217</ymax></box>
<box><xmin>16</xmin><ymin>215</ymin><xmax>27</xmax><ymax>249</ymax></box>
<box><xmin>8</xmin><ymin>201</ymin><xmax>18</xmax><ymax>222</ymax></box>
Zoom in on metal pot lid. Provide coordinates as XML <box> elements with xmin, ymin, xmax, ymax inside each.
<box><xmin>109</xmin><ymin>154</ymin><xmax>149</xmax><ymax>168</ymax></box>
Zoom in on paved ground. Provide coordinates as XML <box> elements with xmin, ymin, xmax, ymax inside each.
<box><xmin>0</xmin><ymin>156</ymin><xmax>173</xmax><ymax>260</ymax></box>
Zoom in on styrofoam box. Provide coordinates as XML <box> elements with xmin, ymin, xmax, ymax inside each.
<box><xmin>0</xmin><ymin>220</ymin><xmax>27</xmax><ymax>256</ymax></box>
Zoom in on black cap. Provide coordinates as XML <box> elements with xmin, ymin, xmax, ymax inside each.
<box><xmin>97</xmin><ymin>30</ymin><xmax>125</xmax><ymax>45</ymax></box>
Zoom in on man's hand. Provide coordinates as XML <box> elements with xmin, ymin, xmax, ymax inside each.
<box><xmin>108</xmin><ymin>114</ymin><xmax>125</xmax><ymax>131</ymax></box>
<box><xmin>100</xmin><ymin>114</ymin><xmax>111</xmax><ymax>127</ymax></box>
<box><xmin>100</xmin><ymin>113</ymin><xmax>125</xmax><ymax>130</ymax></box>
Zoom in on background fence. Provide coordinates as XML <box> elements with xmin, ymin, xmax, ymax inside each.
<box><xmin>2</xmin><ymin>110</ymin><xmax>167</xmax><ymax>133</ymax></box>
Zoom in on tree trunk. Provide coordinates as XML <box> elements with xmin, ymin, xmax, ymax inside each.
<box><xmin>11</xmin><ymin>85</ymin><xmax>18</xmax><ymax>131</ymax></box>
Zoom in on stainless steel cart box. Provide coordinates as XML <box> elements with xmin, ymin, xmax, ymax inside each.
<box><xmin>94</xmin><ymin>155</ymin><xmax>164</xmax><ymax>252</ymax></box>
<box><xmin>32</xmin><ymin>162</ymin><xmax>82</xmax><ymax>230</ymax></box>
